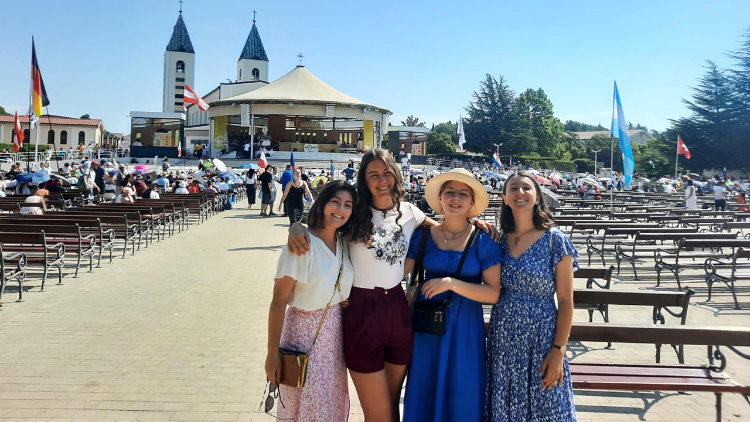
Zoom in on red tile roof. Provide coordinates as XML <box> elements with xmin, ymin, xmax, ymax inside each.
<box><xmin>0</xmin><ymin>114</ymin><xmax>103</xmax><ymax>127</ymax></box>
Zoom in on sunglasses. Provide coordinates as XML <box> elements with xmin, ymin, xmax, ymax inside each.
<box><xmin>260</xmin><ymin>380</ymin><xmax>286</xmax><ymax>414</ymax></box>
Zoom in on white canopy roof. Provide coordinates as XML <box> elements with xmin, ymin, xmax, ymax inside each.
<box><xmin>215</xmin><ymin>65</ymin><xmax>390</xmax><ymax>114</ymax></box>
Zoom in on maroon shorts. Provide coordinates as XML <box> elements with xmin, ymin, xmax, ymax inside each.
<box><xmin>343</xmin><ymin>285</ymin><xmax>414</xmax><ymax>373</ymax></box>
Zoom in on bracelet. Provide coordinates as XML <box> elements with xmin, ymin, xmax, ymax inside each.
<box><xmin>552</xmin><ymin>344</ymin><xmax>563</xmax><ymax>351</ymax></box>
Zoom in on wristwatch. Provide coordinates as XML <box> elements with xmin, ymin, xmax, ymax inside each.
<box><xmin>552</xmin><ymin>344</ymin><xmax>566</xmax><ymax>353</ymax></box>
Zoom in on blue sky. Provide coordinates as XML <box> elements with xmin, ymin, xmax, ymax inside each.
<box><xmin>2</xmin><ymin>0</ymin><xmax>748</xmax><ymax>134</ymax></box>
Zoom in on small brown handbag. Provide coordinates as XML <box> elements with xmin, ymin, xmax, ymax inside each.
<box><xmin>277</xmin><ymin>256</ymin><xmax>344</xmax><ymax>388</ymax></box>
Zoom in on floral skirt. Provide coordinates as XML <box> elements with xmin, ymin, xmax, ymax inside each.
<box><xmin>278</xmin><ymin>304</ymin><xmax>349</xmax><ymax>422</ymax></box>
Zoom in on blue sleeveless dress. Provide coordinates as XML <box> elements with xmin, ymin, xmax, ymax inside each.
<box><xmin>484</xmin><ymin>228</ymin><xmax>579</xmax><ymax>421</ymax></box>
<box><xmin>403</xmin><ymin>229</ymin><xmax>502</xmax><ymax>422</ymax></box>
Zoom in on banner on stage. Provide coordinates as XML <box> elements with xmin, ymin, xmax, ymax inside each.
<box><xmin>363</xmin><ymin>120</ymin><xmax>374</xmax><ymax>150</ymax></box>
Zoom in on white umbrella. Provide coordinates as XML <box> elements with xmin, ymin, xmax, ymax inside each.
<box><xmin>212</xmin><ymin>158</ymin><xmax>228</xmax><ymax>172</ymax></box>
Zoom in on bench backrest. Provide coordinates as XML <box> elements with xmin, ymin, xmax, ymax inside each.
<box><xmin>569</xmin><ymin>323</ymin><xmax>750</xmax><ymax>347</ymax></box>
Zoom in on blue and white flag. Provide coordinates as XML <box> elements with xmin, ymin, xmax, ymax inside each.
<box><xmin>457</xmin><ymin>116</ymin><xmax>466</xmax><ymax>151</ymax></box>
<box><xmin>611</xmin><ymin>81</ymin><xmax>635</xmax><ymax>188</ymax></box>
<box><xmin>721</xmin><ymin>167</ymin><xmax>727</xmax><ymax>179</ymax></box>
<box><xmin>492</xmin><ymin>152</ymin><xmax>503</xmax><ymax>168</ymax></box>
<box><xmin>290</xmin><ymin>151</ymin><xmax>296</xmax><ymax>170</ymax></box>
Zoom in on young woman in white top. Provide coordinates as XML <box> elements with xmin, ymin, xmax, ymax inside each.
<box><xmin>246</xmin><ymin>169</ymin><xmax>257</xmax><ymax>210</ymax></box>
<box><xmin>266</xmin><ymin>181</ymin><xmax>358</xmax><ymax>421</ymax></box>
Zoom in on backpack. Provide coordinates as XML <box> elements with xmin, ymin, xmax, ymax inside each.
<box><xmin>77</xmin><ymin>174</ymin><xmax>87</xmax><ymax>190</ymax></box>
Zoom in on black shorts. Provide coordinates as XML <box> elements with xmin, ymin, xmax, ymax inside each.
<box><xmin>261</xmin><ymin>190</ymin><xmax>272</xmax><ymax>205</ymax></box>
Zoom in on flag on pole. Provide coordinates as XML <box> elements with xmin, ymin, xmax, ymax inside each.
<box><xmin>509</xmin><ymin>155</ymin><xmax>513</xmax><ymax>167</ymax></box>
<box><xmin>290</xmin><ymin>151</ymin><xmax>296</xmax><ymax>170</ymax></box>
<box><xmin>648</xmin><ymin>160</ymin><xmax>655</xmax><ymax>169</ymax></box>
<box><xmin>30</xmin><ymin>37</ymin><xmax>50</xmax><ymax>129</ymax></box>
<box><xmin>13</xmin><ymin>112</ymin><xmax>24</xmax><ymax>152</ymax></box>
<box><xmin>258</xmin><ymin>150</ymin><xmax>268</xmax><ymax>168</ymax></box>
<box><xmin>677</xmin><ymin>136</ymin><xmax>691</xmax><ymax>159</ymax></box>
<box><xmin>456</xmin><ymin>116</ymin><xmax>466</xmax><ymax>151</ymax></box>
<box><xmin>177</xmin><ymin>137</ymin><xmax>182</xmax><ymax>158</ymax></box>
<box><xmin>721</xmin><ymin>167</ymin><xmax>727</xmax><ymax>179</ymax></box>
<box><xmin>610</xmin><ymin>81</ymin><xmax>635</xmax><ymax>188</ymax></box>
<box><xmin>183</xmin><ymin>84</ymin><xmax>209</xmax><ymax>111</ymax></box>
<box><xmin>492</xmin><ymin>152</ymin><xmax>503</xmax><ymax>168</ymax></box>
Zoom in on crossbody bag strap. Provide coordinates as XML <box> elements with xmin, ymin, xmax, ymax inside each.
<box><xmin>309</xmin><ymin>242</ymin><xmax>346</xmax><ymax>350</ymax></box>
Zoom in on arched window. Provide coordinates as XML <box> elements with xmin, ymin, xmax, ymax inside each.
<box><xmin>47</xmin><ymin>129</ymin><xmax>55</xmax><ymax>144</ymax></box>
<box><xmin>23</xmin><ymin>129</ymin><xmax>30</xmax><ymax>140</ymax></box>
<box><xmin>60</xmin><ymin>130</ymin><xmax>68</xmax><ymax>144</ymax></box>
<box><xmin>252</xmin><ymin>68</ymin><xmax>260</xmax><ymax>80</ymax></box>
<box><xmin>78</xmin><ymin>131</ymin><xmax>86</xmax><ymax>145</ymax></box>
<box><xmin>176</xmin><ymin>61</ymin><xmax>185</xmax><ymax>73</ymax></box>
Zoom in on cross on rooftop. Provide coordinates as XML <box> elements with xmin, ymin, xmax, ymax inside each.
<box><xmin>179</xmin><ymin>0</ymin><xmax>184</xmax><ymax>13</ymax></box>
<box><xmin>253</xmin><ymin>10</ymin><xmax>257</xmax><ymax>23</ymax></box>
<box><xmin>298</xmin><ymin>52</ymin><xmax>304</xmax><ymax>65</ymax></box>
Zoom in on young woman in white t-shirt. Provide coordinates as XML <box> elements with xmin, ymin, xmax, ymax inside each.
<box><xmin>266</xmin><ymin>181</ymin><xmax>357</xmax><ymax>421</ymax></box>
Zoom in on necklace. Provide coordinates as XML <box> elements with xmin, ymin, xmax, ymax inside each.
<box><xmin>513</xmin><ymin>228</ymin><xmax>536</xmax><ymax>247</ymax></box>
<box><xmin>440</xmin><ymin>222</ymin><xmax>470</xmax><ymax>244</ymax></box>
<box><xmin>372</xmin><ymin>203</ymin><xmax>393</xmax><ymax>217</ymax></box>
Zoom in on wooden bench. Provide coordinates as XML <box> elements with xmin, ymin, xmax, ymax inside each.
<box><xmin>570</xmin><ymin>221</ymin><xmax>656</xmax><ymax>242</ymax></box>
<box><xmin>583</xmin><ymin>224</ymin><xmax>661</xmax><ymax>265</ymax></box>
<box><xmin>39</xmin><ymin>213</ymin><xmax>140</xmax><ymax>257</ymax></box>
<box><xmin>568</xmin><ymin>324</ymin><xmax>750</xmax><ymax>422</ymax></box>
<box><xmin>0</xmin><ymin>223</ymin><xmax>95</xmax><ymax>277</ymax></box>
<box><xmin>705</xmin><ymin>247</ymin><xmax>750</xmax><ymax>309</ymax></box>
<box><xmin>0</xmin><ymin>245</ymin><xmax>27</xmax><ymax>304</ymax></box>
<box><xmin>656</xmin><ymin>238</ymin><xmax>750</xmax><ymax>289</ymax></box>
<box><xmin>722</xmin><ymin>221</ymin><xmax>750</xmax><ymax>236</ymax></box>
<box><xmin>573</xmin><ymin>289</ymin><xmax>694</xmax><ymax>362</ymax></box>
<box><xmin>0</xmin><ymin>232</ymin><xmax>64</xmax><ymax>290</ymax></box>
<box><xmin>680</xmin><ymin>217</ymin><xmax>734</xmax><ymax>232</ymax></box>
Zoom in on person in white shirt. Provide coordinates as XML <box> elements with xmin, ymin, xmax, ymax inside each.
<box><xmin>401</xmin><ymin>156</ymin><xmax>409</xmax><ymax>177</ymax></box>
<box><xmin>175</xmin><ymin>181</ymin><xmax>189</xmax><ymax>194</ymax></box>
<box><xmin>115</xmin><ymin>187</ymin><xmax>135</xmax><ymax>204</ymax></box>
<box><xmin>713</xmin><ymin>182</ymin><xmax>728</xmax><ymax>210</ymax></box>
<box><xmin>684</xmin><ymin>179</ymin><xmax>698</xmax><ymax>210</ymax></box>
<box><xmin>243</xmin><ymin>142</ymin><xmax>251</xmax><ymax>159</ymax></box>
<box><xmin>266</xmin><ymin>181</ymin><xmax>357</xmax><ymax>421</ymax></box>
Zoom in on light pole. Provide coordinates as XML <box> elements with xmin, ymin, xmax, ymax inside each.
<box><xmin>592</xmin><ymin>149</ymin><xmax>601</xmax><ymax>176</ymax></box>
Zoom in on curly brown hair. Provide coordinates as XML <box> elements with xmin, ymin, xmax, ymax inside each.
<box><xmin>500</xmin><ymin>171</ymin><xmax>555</xmax><ymax>233</ymax></box>
<box><xmin>350</xmin><ymin>149</ymin><xmax>406</xmax><ymax>243</ymax></box>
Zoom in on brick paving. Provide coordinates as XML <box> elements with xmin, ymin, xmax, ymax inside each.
<box><xmin>0</xmin><ymin>203</ymin><xmax>748</xmax><ymax>421</ymax></box>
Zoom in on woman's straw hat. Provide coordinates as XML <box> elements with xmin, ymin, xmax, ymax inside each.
<box><xmin>425</xmin><ymin>168</ymin><xmax>489</xmax><ymax>218</ymax></box>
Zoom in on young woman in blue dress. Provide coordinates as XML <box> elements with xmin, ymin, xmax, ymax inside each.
<box><xmin>485</xmin><ymin>171</ymin><xmax>578</xmax><ymax>421</ymax></box>
<box><xmin>402</xmin><ymin>168</ymin><xmax>502</xmax><ymax>422</ymax></box>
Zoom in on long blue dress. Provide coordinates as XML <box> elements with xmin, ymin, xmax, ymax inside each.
<box><xmin>403</xmin><ymin>228</ymin><xmax>502</xmax><ymax>422</ymax></box>
<box><xmin>485</xmin><ymin>228</ymin><xmax>579</xmax><ymax>422</ymax></box>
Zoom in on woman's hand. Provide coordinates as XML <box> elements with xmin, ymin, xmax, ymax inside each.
<box><xmin>472</xmin><ymin>219</ymin><xmax>501</xmax><ymax>242</ymax></box>
<box><xmin>540</xmin><ymin>348</ymin><xmax>565</xmax><ymax>389</ymax></box>
<box><xmin>287</xmin><ymin>223</ymin><xmax>310</xmax><ymax>255</ymax></box>
<box><xmin>265</xmin><ymin>352</ymin><xmax>281</xmax><ymax>384</ymax></box>
<box><xmin>340</xmin><ymin>299</ymin><xmax>349</xmax><ymax>309</ymax></box>
<box><xmin>421</xmin><ymin>277</ymin><xmax>453</xmax><ymax>299</ymax></box>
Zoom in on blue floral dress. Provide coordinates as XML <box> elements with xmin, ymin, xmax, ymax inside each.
<box><xmin>403</xmin><ymin>228</ymin><xmax>502</xmax><ymax>422</ymax></box>
<box><xmin>484</xmin><ymin>228</ymin><xmax>579</xmax><ymax>422</ymax></box>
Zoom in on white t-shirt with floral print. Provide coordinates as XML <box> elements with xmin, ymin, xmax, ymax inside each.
<box><xmin>349</xmin><ymin>202</ymin><xmax>426</xmax><ymax>290</ymax></box>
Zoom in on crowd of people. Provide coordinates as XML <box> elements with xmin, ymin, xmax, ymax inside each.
<box><xmin>265</xmin><ymin>149</ymin><xmax>578</xmax><ymax>422</ymax></box>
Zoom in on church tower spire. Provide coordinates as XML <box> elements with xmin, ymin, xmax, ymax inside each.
<box><xmin>237</xmin><ymin>11</ymin><xmax>269</xmax><ymax>83</ymax></box>
<box><xmin>163</xmin><ymin>8</ymin><xmax>196</xmax><ymax>112</ymax></box>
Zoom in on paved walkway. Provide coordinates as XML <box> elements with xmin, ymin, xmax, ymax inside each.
<box><xmin>0</xmin><ymin>201</ymin><xmax>748</xmax><ymax>421</ymax></box>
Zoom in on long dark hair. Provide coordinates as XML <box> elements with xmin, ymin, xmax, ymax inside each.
<box><xmin>500</xmin><ymin>171</ymin><xmax>555</xmax><ymax>233</ymax></box>
<box><xmin>307</xmin><ymin>180</ymin><xmax>358</xmax><ymax>239</ymax></box>
<box><xmin>351</xmin><ymin>149</ymin><xmax>406</xmax><ymax>243</ymax></box>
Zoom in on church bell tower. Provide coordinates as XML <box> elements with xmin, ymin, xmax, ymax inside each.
<box><xmin>237</xmin><ymin>13</ymin><xmax>269</xmax><ymax>83</ymax></box>
<box><xmin>163</xmin><ymin>9</ymin><xmax>195</xmax><ymax>113</ymax></box>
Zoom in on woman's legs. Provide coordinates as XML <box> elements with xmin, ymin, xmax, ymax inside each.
<box><xmin>384</xmin><ymin>362</ymin><xmax>408</xmax><ymax>421</ymax></box>
<box><xmin>350</xmin><ymin>369</ymin><xmax>393</xmax><ymax>422</ymax></box>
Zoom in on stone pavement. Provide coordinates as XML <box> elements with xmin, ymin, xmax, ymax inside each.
<box><xmin>0</xmin><ymin>201</ymin><xmax>748</xmax><ymax>421</ymax></box>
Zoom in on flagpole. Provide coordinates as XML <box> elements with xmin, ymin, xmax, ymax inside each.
<box><xmin>45</xmin><ymin>107</ymin><xmax>60</xmax><ymax>173</ymax></box>
<box><xmin>609</xmin><ymin>135</ymin><xmax>614</xmax><ymax>211</ymax></box>
<box><xmin>674</xmin><ymin>136</ymin><xmax>679</xmax><ymax>179</ymax></box>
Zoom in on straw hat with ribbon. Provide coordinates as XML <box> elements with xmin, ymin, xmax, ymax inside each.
<box><xmin>425</xmin><ymin>168</ymin><xmax>489</xmax><ymax>218</ymax></box>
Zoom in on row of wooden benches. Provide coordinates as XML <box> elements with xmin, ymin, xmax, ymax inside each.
<box><xmin>0</xmin><ymin>190</ymin><xmax>242</xmax><ymax>305</ymax></box>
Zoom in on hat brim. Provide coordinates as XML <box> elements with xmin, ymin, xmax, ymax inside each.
<box><xmin>425</xmin><ymin>171</ymin><xmax>489</xmax><ymax>218</ymax></box>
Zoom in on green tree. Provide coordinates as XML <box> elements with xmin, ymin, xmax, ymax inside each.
<box><xmin>669</xmin><ymin>60</ymin><xmax>736</xmax><ymax>171</ymax></box>
<box><xmin>728</xmin><ymin>25</ymin><xmax>750</xmax><ymax>134</ymax></box>
<box><xmin>516</xmin><ymin>88</ymin><xmax>567</xmax><ymax>157</ymax></box>
<box><xmin>400</xmin><ymin>115</ymin><xmax>426</xmax><ymax>127</ymax></box>
<box><xmin>0</xmin><ymin>106</ymin><xmax>9</xmax><ymax>116</ymax></box>
<box><xmin>80</xmin><ymin>114</ymin><xmax>91</xmax><ymax>119</ymax></box>
<box><xmin>463</xmin><ymin>74</ymin><xmax>534</xmax><ymax>156</ymax></box>
<box><xmin>563</xmin><ymin>120</ymin><xmax>606</xmax><ymax>132</ymax></box>
<box><xmin>432</xmin><ymin>121</ymin><xmax>458</xmax><ymax>145</ymax></box>
<box><xmin>426</xmin><ymin>131</ymin><xmax>456</xmax><ymax>155</ymax></box>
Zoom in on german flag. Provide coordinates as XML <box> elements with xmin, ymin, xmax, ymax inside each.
<box><xmin>31</xmin><ymin>37</ymin><xmax>50</xmax><ymax>118</ymax></box>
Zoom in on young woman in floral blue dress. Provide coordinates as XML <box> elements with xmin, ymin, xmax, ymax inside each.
<box><xmin>485</xmin><ymin>171</ymin><xmax>578</xmax><ymax>421</ymax></box>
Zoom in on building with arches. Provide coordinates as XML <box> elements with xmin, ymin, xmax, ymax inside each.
<box><xmin>0</xmin><ymin>114</ymin><xmax>103</xmax><ymax>151</ymax></box>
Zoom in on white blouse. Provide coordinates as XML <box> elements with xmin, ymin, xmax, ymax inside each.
<box><xmin>274</xmin><ymin>232</ymin><xmax>353</xmax><ymax>311</ymax></box>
